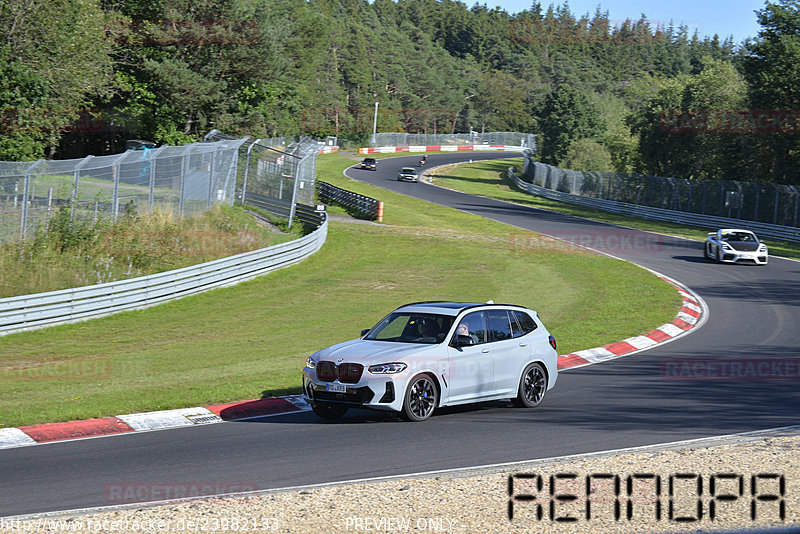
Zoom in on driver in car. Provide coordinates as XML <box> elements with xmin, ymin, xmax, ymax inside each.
<box><xmin>456</xmin><ymin>323</ymin><xmax>478</xmax><ymax>345</ymax></box>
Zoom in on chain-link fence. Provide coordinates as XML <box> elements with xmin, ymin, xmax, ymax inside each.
<box><xmin>204</xmin><ymin>131</ymin><xmax>322</xmax><ymax>227</ymax></box>
<box><xmin>370</xmin><ymin>131</ymin><xmax>536</xmax><ymax>150</ymax></box>
<box><xmin>522</xmin><ymin>157</ymin><xmax>800</xmax><ymax>228</ymax></box>
<box><xmin>0</xmin><ymin>138</ymin><xmax>249</xmax><ymax>242</ymax></box>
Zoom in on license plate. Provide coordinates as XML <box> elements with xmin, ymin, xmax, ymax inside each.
<box><xmin>326</xmin><ymin>383</ymin><xmax>347</xmax><ymax>393</ymax></box>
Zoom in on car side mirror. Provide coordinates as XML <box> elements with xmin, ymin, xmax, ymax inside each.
<box><xmin>361</xmin><ymin>329</ymin><xmax>371</xmax><ymax>337</ymax></box>
<box><xmin>452</xmin><ymin>335</ymin><xmax>475</xmax><ymax>347</ymax></box>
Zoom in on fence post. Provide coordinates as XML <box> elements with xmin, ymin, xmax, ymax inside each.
<box><xmin>45</xmin><ymin>187</ymin><xmax>53</xmax><ymax>230</ymax></box>
<box><xmin>112</xmin><ymin>151</ymin><xmax>134</xmax><ymax>221</ymax></box>
<box><xmin>206</xmin><ymin>148</ymin><xmax>216</xmax><ymax>209</ymax></box>
<box><xmin>148</xmin><ymin>146</ymin><xmax>166</xmax><ymax>212</ymax></box>
<box><xmin>72</xmin><ymin>155</ymin><xmax>94</xmax><ymax>217</ymax></box>
<box><xmin>772</xmin><ymin>185</ymin><xmax>780</xmax><ymax>225</ymax></box>
<box><xmin>242</xmin><ymin>138</ymin><xmax>261</xmax><ymax>205</ymax></box>
<box><xmin>754</xmin><ymin>187</ymin><xmax>760</xmax><ymax>222</ymax></box>
<box><xmin>179</xmin><ymin>147</ymin><xmax>189</xmax><ymax>217</ymax></box>
<box><xmin>222</xmin><ymin>138</ymin><xmax>246</xmax><ymax>205</ymax></box>
<box><xmin>701</xmin><ymin>182</ymin><xmax>707</xmax><ymax>215</ymax></box>
<box><xmin>20</xmin><ymin>159</ymin><xmax>44</xmax><ymax>240</ymax></box>
<box><xmin>736</xmin><ymin>183</ymin><xmax>743</xmax><ymax>220</ymax></box>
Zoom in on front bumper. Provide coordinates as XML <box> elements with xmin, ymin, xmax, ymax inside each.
<box><xmin>302</xmin><ymin>369</ymin><xmax>405</xmax><ymax>412</ymax></box>
<box><xmin>720</xmin><ymin>251</ymin><xmax>768</xmax><ymax>264</ymax></box>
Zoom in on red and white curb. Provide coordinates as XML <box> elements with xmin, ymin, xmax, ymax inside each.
<box><xmin>0</xmin><ymin>396</ymin><xmax>311</xmax><ymax>450</ymax></box>
<box><xmin>358</xmin><ymin>145</ymin><xmax>522</xmax><ymax>154</ymax></box>
<box><xmin>0</xmin><ymin>280</ymin><xmax>702</xmax><ymax>450</ymax></box>
<box><xmin>557</xmin><ymin>274</ymin><xmax>706</xmax><ymax>370</ymax></box>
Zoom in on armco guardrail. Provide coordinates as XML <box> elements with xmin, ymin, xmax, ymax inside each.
<box><xmin>508</xmin><ymin>168</ymin><xmax>800</xmax><ymax>243</ymax></box>
<box><xmin>317</xmin><ymin>181</ymin><xmax>383</xmax><ymax>221</ymax></box>
<box><xmin>243</xmin><ymin>193</ymin><xmax>325</xmax><ymax>227</ymax></box>
<box><xmin>0</xmin><ymin>215</ymin><xmax>328</xmax><ymax>336</ymax></box>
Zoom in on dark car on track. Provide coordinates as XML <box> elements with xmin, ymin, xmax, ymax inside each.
<box><xmin>360</xmin><ymin>158</ymin><xmax>377</xmax><ymax>171</ymax></box>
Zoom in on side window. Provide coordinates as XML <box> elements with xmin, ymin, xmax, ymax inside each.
<box><xmin>512</xmin><ymin>310</ymin><xmax>538</xmax><ymax>336</ymax></box>
<box><xmin>509</xmin><ymin>312</ymin><xmax>522</xmax><ymax>338</ymax></box>
<box><xmin>454</xmin><ymin>312</ymin><xmax>487</xmax><ymax>345</ymax></box>
<box><xmin>486</xmin><ymin>310</ymin><xmax>513</xmax><ymax>341</ymax></box>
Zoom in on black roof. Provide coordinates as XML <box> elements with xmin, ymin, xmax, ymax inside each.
<box><xmin>395</xmin><ymin>301</ymin><xmax>523</xmax><ymax>312</ymax></box>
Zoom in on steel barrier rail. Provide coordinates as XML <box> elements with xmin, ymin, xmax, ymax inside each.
<box><xmin>0</xmin><ymin>215</ymin><xmax>328</xmax><ymax>336</ymax></box>
<box><xmin>244</xmin><ymin>194</ymin><xmax>325</xmax><ymax>227</ymax></box>
<box><xmin>317</xmin><ymin>181</ymin><xmax>382</xmax><ymax>221</ymax></box>
<box><xmin>507</xmin><ymin>168</ymin><xmax>800</xmax><ymax>243</ymax></box>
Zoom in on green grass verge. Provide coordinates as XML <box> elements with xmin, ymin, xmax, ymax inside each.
<box><xmin>425</xmin><ymin>157</ymin><xmax>800</xmax><ymax>261</ymax></box>
<box><xmin>0</xmin><ymin>153</ymin><xmax>680</xmax><ymax>427</ymax></box>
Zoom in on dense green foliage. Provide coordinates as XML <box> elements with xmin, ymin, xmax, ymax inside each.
<box><xmin>1</xmin><ymin>0</ymin><xmax>799</xmax><ymax>183</ymax></box>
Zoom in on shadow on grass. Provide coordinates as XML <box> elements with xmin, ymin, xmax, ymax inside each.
<box><xmin>430</xmin><ymin>172</ymin><xmax>501</xmax><ymax>187</ymax></box>
<box><xmin>260</xmin><ymin>386</ymin><xmax>304</xmax><ymax>399</ymax></box>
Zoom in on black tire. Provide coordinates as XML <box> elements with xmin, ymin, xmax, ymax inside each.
<box><xmin>704</xmin><ymin>243</ymin><xmax>711</xmax><ymax>260</ymax></box>
<box><xmin>715</xmin><ymin>245</ymin><xmax>723</xmax><ymax>263</ymax></box>
<box><xmin>311</xmin><ymin>401</ymin><xmax>348</xmax><ymax>419</ymax></box>
<box><xmin>511</xmin><ymin>362</ymin><xmax>547</xmax><ymax>408</ymax></box>
<box><xmin>402</xmin><ymin>374</ymin><xmax>437</xmax><ymax>422</ymax></box>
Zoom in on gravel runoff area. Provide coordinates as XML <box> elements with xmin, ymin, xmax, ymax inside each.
<box><xmin>2</xmin><ymin>427</ymin><xmax>798</xmax><ymax>534</ymax></box>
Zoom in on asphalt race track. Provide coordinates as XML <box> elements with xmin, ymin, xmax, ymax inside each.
<box><xmin>1</xmin><ymin>152</ymin><xmax>799</xmax><ymax>517</ymax></box>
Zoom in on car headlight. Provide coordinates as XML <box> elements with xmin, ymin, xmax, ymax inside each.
<box><xmin>368</xmin><ymin>362</ymin><xmax>407</xmax><ymax>374</ymax></box>
<box><xmin>759</xmin><ymin>244</ymin><xmax>768</xmax><ymax>252</ymax></box>
<box><xmin>721</xmin><ymin>242</ymin><xmax>733</xmax><ymax>250</ymax></box>
<box><xmin>306</xmin><ymin>356</ymin><xmax>316</xmax><ymax>369</ymax></box>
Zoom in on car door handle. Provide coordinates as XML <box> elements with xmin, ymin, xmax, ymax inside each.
<box><xmin>482</xmin><ymin>348</ymin><xmax>490</xmax><ymax>353</ymax></box>
<box><xmin>519</xmin><ymin>343</ymin><xmax>527</xmax><ymax>347</ymax></box>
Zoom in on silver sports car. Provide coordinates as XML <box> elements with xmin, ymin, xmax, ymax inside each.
<box><xmin>704</xmin><ymin>229</ymin><xmax>768</xmax><ymax>265</ymax></box>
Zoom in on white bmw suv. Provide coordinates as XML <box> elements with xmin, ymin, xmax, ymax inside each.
<box><xmin>302</xmin><ymin>301</ymin><xmax>558</xmax><ymax>421</ymax></box>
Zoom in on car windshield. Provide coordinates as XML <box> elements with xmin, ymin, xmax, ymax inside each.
<box><xmin>364</xmin><ymin>312</ymin><xmax>454</xmax><ymax>344</ymax></box>
<box><xmin>401</xmin><ymin>168</ymin><xmax>417</xmax><ymax>174</ymax></box>
<box><xmin>363</xmin><ymin>159</ymin><xmax>375</xmax><ymax>163</ymax></box>
<box><xmin>722</xmin><ymin>232</ymin><xmax>756</xmax><ymax>242</ymax></box>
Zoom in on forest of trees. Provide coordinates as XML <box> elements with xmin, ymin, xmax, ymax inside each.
<box><xmin>1</xmin><ymin>0</ymin><xmax>799</xmax><ymax>184</ymax></box>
